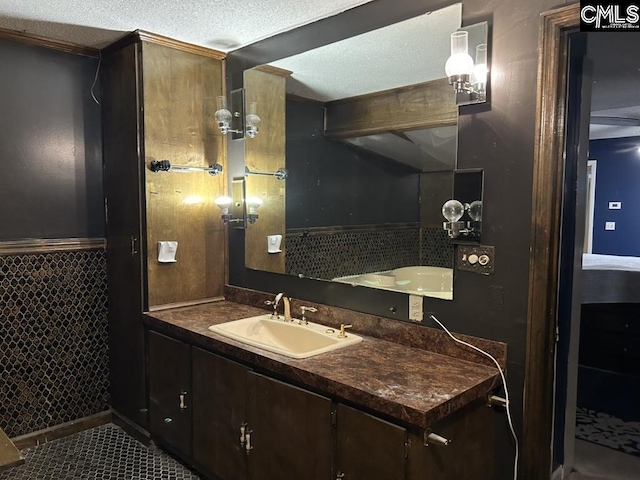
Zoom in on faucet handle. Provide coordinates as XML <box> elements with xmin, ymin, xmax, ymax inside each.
<box><xmin>265</xmin><ymin>299</ymin><xmax>280</xmax><ymax>319</ymax></box>
<box><xmin>337</xmin><ymin>324</ymin><xmax>353</xmax><ymax>338</ymax></box>
<box><xmin>299</xmin><ymin>306</ymin><xmax>318</xmax><ymax>325</ymax></box>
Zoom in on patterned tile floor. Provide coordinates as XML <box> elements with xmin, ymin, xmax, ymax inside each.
<box><xmin>0</xmin><ymin>424</ymin><xmax>202</xmax><ymax>479</ymax></box>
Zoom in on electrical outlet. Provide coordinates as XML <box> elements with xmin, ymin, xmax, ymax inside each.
<box><xmin>408</xmin><ymin>295</ymin><xmax>423</xmax><ymax>322</ymax></box>
<box><xmin>605</xmin><ymin>222</ymin><xmax>616</xmax><ymax>231</ymax></box>
<box><xmin>609</xmin><ymin>202</ymin><xmax>622</xmax><ymax>210</ymax></box>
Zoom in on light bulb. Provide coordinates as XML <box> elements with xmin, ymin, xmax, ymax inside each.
<box><xmin>442</xmin><ymin>200</ymin><xmax>464</xmax><ymax>223</ymax></box>
<box><xmin>246</xmin><ymin>196</ymin><xmax>263</xmax><ymax>215</ymax></box>
<box><xmin>445</xmin><ymin>31</ymin><xmax>474</xmax><ymax>77</ymax></box>
<box><xmin>245</xmin><ymin>102</ymin><xmax>261</xmax><ymax>139</ymax></box>
<box><xmin>472</xmin><ymin>44</ymin><xmax>488</xmax><ymax>86</ymax></box>
<box><xmin>445</xmin><ymin>53</ymin><xmax>474</xmax><ymax>77</ymax></box>
<box><xmin>214</xmin><ymin>96</ymin><xmax>232</xmax><ymax>134</ymax></box>
<box><xmin>468</xmin><ymin>200</ymin><xmax>482</xmax><ymax>222</ymax></box>
<box><xmin>214</xmin><ymin>196</ymin><xmax>232</xmax><ymax>214</ymax></box>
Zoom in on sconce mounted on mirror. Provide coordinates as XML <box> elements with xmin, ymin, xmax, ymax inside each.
<box><xmin>150</xmin><ymin>159</ymin><xmax>223</xmax><ymax>176</ymax></box>
<box><xmin>442</xmin><ymin>169</ymin><xmax>484</xmax><ymax>243</ymax></box>
<box><xmin>214</xmin><ymin>166</ymin><xmax>287</xmax><ymax>228</ymax></box>
<box><xmin>215</xmin><ymin>88</ymin><xmax>261</xmax><ymax>140</ymax></box>
<box><xmin>445</xmin><ymin>22</ymin><xmax>489</xmax><ymax>106</ymax></box>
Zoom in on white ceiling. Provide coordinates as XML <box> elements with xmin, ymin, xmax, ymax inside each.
<box><xmin>0</xmin><ymin>0</ymin><xmax>374</xmax><ymax>51</ymax></box>
<box><xmin>269</xmin><ymin>3</ymin><xmax>461</xmax><ymax>102</ymax></box>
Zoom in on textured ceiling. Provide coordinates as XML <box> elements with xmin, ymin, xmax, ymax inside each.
<box><xmin>0</xmin><ymin>0</ymin><xmax>374</xmax><ymax>50</ymax></box>
<box><xmin>269</xmin><ymin>3</ymin><xmax>461</xmax><ymax>102</ymax></box>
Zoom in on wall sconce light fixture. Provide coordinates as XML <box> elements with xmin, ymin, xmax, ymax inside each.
<box><xmin>245</xmin><ymin>196</ymin><xmax>263</xmax><ymax>224</ymax></box>
<box><xmin>214</xmin><ymin>89</ymin><xmax>261</xmax><ymax>140</ymax></box>
<box><xmin>214</xmin><ymin>196</ymin><xmax>236</xmax><ymax>224</ymax></box>
<box><xmin>442</xmin><ymin>199</ymin><xmax>482</xmax><ymax>239</ymax></box>
<box><xmin>445</xmin><ymin>22</ymin><xmax>489</xmax><ymax>106</ymax></box>
<box><xmin>214</xmin><ymin>194</ymin><xmax>263</xmax><ymax>226</ymax></box>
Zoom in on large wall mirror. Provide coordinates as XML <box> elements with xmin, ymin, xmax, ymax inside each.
<box><xmin>241</xmin><ymin>3</ymin><xmax>462</xmax><ymax>301</ymax></box>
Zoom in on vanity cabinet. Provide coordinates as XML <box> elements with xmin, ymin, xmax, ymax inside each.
<box><xmin>148</xmin><ymin>331</ymin><xmax>193</xmax><ymax>457</ymax></box>
<box><xmin>147</xmin><ymin>327</ymin><xmax>494</xmax><ymax>480</ymax></box>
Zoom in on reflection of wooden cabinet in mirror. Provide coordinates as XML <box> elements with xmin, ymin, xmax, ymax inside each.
<box><xmin>324</xmin><ymin>78</ymin><xmax>456</xmax><ymax>140</ymax></box>
<box><xmin>244</xmin><ymin>68</ymin><xmax>287</xmax><ymax>274</ymax></box>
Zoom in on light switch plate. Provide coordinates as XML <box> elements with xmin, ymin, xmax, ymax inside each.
<box><xmin>605</xmin><ymin>222</ymin><xmax>616</xmax><ymax>231</ymax></box>
<box><xmin>609</xmin><ymin>202</ymin><xmax>622</xmax><ymax>210</ymax></box>
<box><xmin>408</xmin><ymin>295</ymin><xmax>423</xmax><ymax>322</ymax></box>
<box><xmin>457</xmin><ymin>245</ymin><xmax>495</xmax><ymax>274</ymax></box>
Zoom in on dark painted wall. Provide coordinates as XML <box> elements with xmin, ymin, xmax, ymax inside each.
<box><xmin>227</xmin><ymin>0</ymin><xmax>572</xmax><ymax>477</ymax></box>
<box><xmin>590</xmin><ymin>137</ymin><xmax>640</xmax><ymax>256</ymax></box>
<box><xmin>286</xmin><ymin>98</ymin><xmax>419</xmax><ymax>228</ymax></box>
<box><xmin>0</xmin><ymin>39</ymin><xmax>103</xmax><ymax>240</ymax></box>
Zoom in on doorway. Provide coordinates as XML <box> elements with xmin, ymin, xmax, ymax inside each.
<box><xmin>525</xmin><ymin>5</ymin><xmax>640</xmax><ymax>480</ymax></box>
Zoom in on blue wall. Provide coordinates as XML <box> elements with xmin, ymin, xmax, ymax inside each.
<box><xmin>590</xmin><ymin>137</ymin><xmax>640</xmax><ymax>256</ymax></box>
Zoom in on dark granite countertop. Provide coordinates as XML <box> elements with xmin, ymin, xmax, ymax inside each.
<box><xmin>144</xmin><ymin>301</ymin><xmax>500</xmax><ymax>429</ymax></box>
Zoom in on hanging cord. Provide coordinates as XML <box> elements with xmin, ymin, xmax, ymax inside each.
<box><xmin>90</xmin><ymin>51</ymin><xmax>102</xmax><ymax>106</ymax></box>
<box><xmin>429</xmin><ymin>314</ymin><xmax>519</xmax><ymax>480</ymax></box>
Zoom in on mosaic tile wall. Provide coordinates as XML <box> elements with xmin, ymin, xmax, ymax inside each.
<box><xmin>421</xmin><ymin>227</ymin><xmax>455</xmax><ymax>268</ymax></box>
<box><xmin>285</xmin><ymin>226</ymin><xmax>455</xmax><ymax>280</ymax></box>
<box><xmin>0</xmin><ymin>249</ymin><xmax>109</xmax><ymax>438</ymax></box>
<box><xmin>286</xmin><ymin>227</ymin><xmax>420</xmax><ymax>280</ymax></box>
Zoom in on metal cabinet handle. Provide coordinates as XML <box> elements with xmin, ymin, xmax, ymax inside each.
<box><xmin>179</xmin><ymin>391</ymin><xmax>187</xmax><ymax>410</ymax></box>
<box><xmin>336</xmin><ymin>473</ymin><xmax>345</xmax><ymax>479</ymax></box>
<box><xmin>245</xmin><ymin>430</ymin><xmax>253</xmax><ymax>454</ymax></box>
<box><xmin>130</xmin><ymin>236</ymin><xmax>138</xmax><ymax>256</ymax></box>
<box><xmin>164</xmin><ymin>417</ymin><xmax>173</xmax><ymax>424</ymax></box>
<box><xmin>425</xmin><ymin>432</ymin><xmax>451</xmax><ymax>447</ymax></box>
<box><xmin>240</xmin><ymin>423</ymin><xmax>247</xmax><ymax>448</ymax></box>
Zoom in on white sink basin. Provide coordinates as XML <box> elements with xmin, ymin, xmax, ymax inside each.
<box><xmin>208</xmin><ymin>314</ymin><xmax>362</xmax><ymax>359</ymax></box>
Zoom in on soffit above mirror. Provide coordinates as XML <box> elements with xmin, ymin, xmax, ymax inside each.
<box><xmin>268</xmin><ymin>3</ymin><xmax>461</xmax><ymax>102</ymax></box>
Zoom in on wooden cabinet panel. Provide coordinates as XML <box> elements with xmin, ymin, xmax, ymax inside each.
<box><xmin>192</xmin><ymin>348</ymin><xmax>250</xmax><ymax>480</ymax></box>
<box><xmin>148</xmin><ymin>331</ymin><xmax>192</xmax><ymax>457</ymax></box>
<box><xmin>336</xmin><ymin>404</ymin><xmax>406</xmax><ymax>480</ymax></box>
<box><xmin>407</xmin><ymin>399</ymin><xmax>493</xmax><ymax>480</ymax></box>
<box><xmin>247</xmin><ymin>373</ymin><xmax>332</xmax><ymax>480</ymax></box>
<box><xmin>142</xmin><ymin>42</ymin><xmax>226</xmax><ymax>307</ymax></box>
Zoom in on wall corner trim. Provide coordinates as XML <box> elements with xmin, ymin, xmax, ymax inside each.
<box><xmin>0</xmin><ymin>27</ymin><xmax>99</xmax><ymax>57</ymax></box>
<box><xmin>0</xmin><ymin>238</ymin><xmax>106</xmax><ymax>255</ymax></box>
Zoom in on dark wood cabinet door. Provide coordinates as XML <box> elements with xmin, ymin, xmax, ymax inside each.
<box><xmin>336</xmin><ymin>404</ymin><xmax>406</xmax><ymax>480</ymax></box>
<box><xmin>148</xmin><ymin>331</ymin><xmax>192</xmax><ymax>458</ymax></box>
<box><xmin>192</xmin><ymin>348</ymin><xmax>250</xmax><ymax>480</ymax></box>
<box><xmin>407</xmin><ymin>399</ymin><xmax>493</xmax><ymax>480</ymax></box>
<box><xmin>247</xmin><ymin>373</ymin><xmax>332</xmax><ymax>480</ymax></box>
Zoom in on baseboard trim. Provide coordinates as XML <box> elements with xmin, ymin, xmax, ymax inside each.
<box><xmin>11</xmin><ymin>410</ymin><xmax>112</xmax><ymax>450</ymax></box>
<box><xmin>551</xmin><ymin>465</ymin><xmax>564</xmax><ymax>480</ymax></box>
<box><xmin>111</xmin><ymin>411</ymin><xmax>151</xmax><ymax>446</ymax></box>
